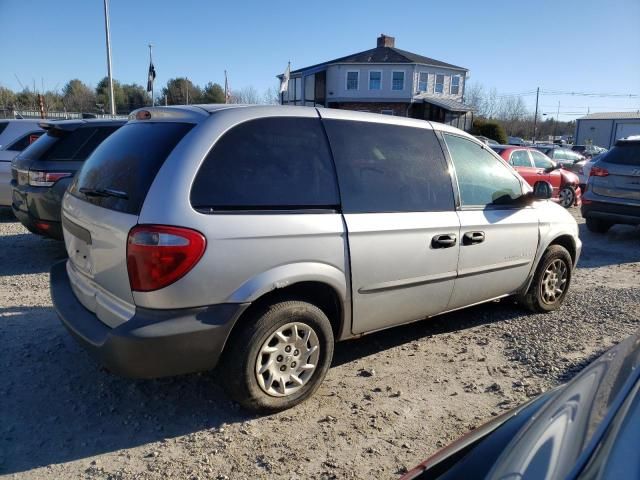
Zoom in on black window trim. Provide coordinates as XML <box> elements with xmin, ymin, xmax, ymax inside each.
<box><xmin>437</xmin><ymin>131</ymin><xmax>528</xmax><ymax>211</ymax></box>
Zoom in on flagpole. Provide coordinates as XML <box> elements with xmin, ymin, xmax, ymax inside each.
<box><xmin>148</xmin><ymin>43</ymin><xmax>154</xmax><ymax>106</ymax></box>
<box><xmin>103</xmin><ymin>0</ymin><xmax>116</xmax><ymax>115</ymax></box>
<box><xmin>224</xmin><ymin>70</ymin><xmax>228</xmax><ymax>104</ymax></box>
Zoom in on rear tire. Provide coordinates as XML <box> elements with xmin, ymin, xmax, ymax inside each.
<box><xmin>220</xmin><ymin>300</ymin><xmax>334</xmax><ymax>413</ymax></box>
<box><xmin>586</xmin><ymin>217</ymin><xmax>612</xmax><ymax>234</ymax></box>
<box><xmin>559</xmin><ymin>185</ymin><xmax>576</xmax><ymax>208</ymax></box>
<box><xmin>519</xmin><ymin>245</ymin><xmax>572</xmax><ymax>313</ymax></box>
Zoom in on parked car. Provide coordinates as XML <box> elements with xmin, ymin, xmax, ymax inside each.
<box><xmin>50</xmin><ymin>105</ymin><xmax>581</xmax><ymax>413</ymax></box>
<box><xmin>573</xmin><ymin>152</ymin><xmax>605</xmax><ymax>190</ymax></box>
<box><xmin>581</xmin><ymin>136</ymin><xmax>640</xmax><ymax>233</ymax></box>
<box><xmin>473</xmin><ymin>135</ymin><xmax>499</xmax><ymax>146</ymax></box>
<box><xmin>571</xmin><ymin>144</ymin><xmax>606</xmax><ymax>159</ymax></box>
<box><xmin>11</xmin><ymin>119</ymin><xmax>125</xmax><ymax>239</ymax></box>
<box><xmin>508</xmin><ymin>136</ymin><xmax>525</xmax><ymax>146</ymax></box>
<box><xmin>534</xmin><ymin>145</ymin><xmax>585</xmax><ymax>167</ymax></box>
<box><xmin>401</xmin><ymin>329</ymin><xmax>640</xmax><ymax>480</ymax></box>
<box><xmin>0</xmin><ymin>119</ymin><xmax>45</xmax><ymax>206</ymax></box>
<box><xmin>492</xmin><ymin>145</ymin><xmax>582</xmax><ymax>208</ymax></box>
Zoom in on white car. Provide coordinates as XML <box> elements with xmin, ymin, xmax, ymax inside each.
<box><xmin>0</xmin><ymin>120</ymin><xmax>45</xmax><ymax>206</ymax></box>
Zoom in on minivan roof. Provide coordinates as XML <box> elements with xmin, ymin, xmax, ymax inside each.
<box><xmin>39</xmin><ymin>118</ymin><xmax>127</xmax><ymax>131</ymax></box>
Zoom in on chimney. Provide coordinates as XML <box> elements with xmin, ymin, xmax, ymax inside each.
<box><xmin>377</xmin><ymin>34</ymin><xmax>395</xmax><ymax>48</ymax></box>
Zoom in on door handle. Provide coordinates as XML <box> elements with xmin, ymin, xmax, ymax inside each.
<box><xmin>431</xmin><ymin>233</ymin><xmax>457</xmax><ymax>249</ymax></box>
<box><xmin>463</xmin><ymin>231</ymin><xmax>485</xmax><ymax>246</ymax></box>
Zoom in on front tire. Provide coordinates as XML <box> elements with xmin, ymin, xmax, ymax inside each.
<box><xmin>220</xmin><ymin>300</ymin><xmax>334</xmax><ymax>413</ymax></box>
<box><xmin>519</xmin><ymin>245</ymin><xmax>572</xmax><ymax>313</ymax></box>
<box><xmin>559</xmin><ymin>185</ymin><xmax>576</xmax><ymax>208</ymax></box>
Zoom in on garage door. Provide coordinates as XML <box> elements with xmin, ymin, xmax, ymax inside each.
<box><xmin>615</xmin><ymin>122</ymin><xmax>640</xmax><ymax>141</ymax></box>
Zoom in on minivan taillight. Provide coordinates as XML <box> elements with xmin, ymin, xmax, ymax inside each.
<box><xmin>590</xmin><ymin>166</ymin><xmax>609</xmax><ymax>177</ymax></box>
<box><xmin>28</xmin><ymin>170</ymin><xmax>73</xmax><ymax>187</ymax></box>
<box><xmin>127</xmin><ymin>225</ymin><xmax>206</xmax><ymax>292</ymax></box>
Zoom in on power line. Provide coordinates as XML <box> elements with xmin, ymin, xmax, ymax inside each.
<box><xmin>541</xmin><ymin>90</ymin><xmax>639</xmax><ymax>98</ymax></box>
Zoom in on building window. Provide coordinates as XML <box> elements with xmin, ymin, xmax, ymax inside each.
<box><xmin>450</xmin><ymin>75</ymin><xmax>460</xmax><ymax>95</ymax></box>
<box><xmin>435</xmin><ymin>74</ymin><xmax>445</xmax><ymax>94</ymax></box>
<box><xmin>418</xmin><ymin>72</ymin><xmax>428</xmax><ymax>92</ymax></box>
<box><xmin>369</xmin><ymin>71</ymin><xmax>382</xmax><ymax>90</ymax></box>
<box><xmin>346</xmin><ymin>71</ymin><xmax>359</xmax><ymax>90</ymax></box>
<box><xmin>392</xmin><ymin>71</ymin><xmax>404</xmax><ymax>91</ymax></box>
<box><xmin>380</xmin><ymin>109</ymin><xmax>394</xmax><ymax>115</ymax></box>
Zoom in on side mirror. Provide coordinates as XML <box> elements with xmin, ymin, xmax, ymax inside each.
<box><xmin>532</xmin><ymin>181</ymin><xmax>553</xmax><ymax>200</ymax></box>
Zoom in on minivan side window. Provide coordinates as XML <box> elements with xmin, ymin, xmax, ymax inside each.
<box><xmin>443</xmin><ymin>134</ymin><xmax>523</xmax><ymax>207</ymax></box>
<box><xmin>190</xmin><ymin>117</ymin><xmax>339</xmax><ymax>210</ymax></box>
<box><xmin>323</xmin><ymin>120</ymin><xmax>454</xmax><ymax>213</ymax></box>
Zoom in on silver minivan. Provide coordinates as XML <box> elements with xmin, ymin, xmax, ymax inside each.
<box><xmin>51</xmin><ymin>105</ymin><xmax>581</xmax><ymax>412</ymax></box>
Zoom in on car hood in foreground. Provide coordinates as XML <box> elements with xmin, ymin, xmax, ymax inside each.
<box><xmin>402</xmin><ymin>330</ymin><xmax>640</xmax><ymax>480</ymax></box>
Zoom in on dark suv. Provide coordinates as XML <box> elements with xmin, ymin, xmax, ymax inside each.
<box><xmin>11</xmin><ymin>119</ymin><xmax>125</xmax><ymax>239</ymax></box>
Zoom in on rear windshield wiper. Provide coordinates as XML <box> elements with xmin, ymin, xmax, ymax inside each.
<box><xmin>79</xmin><ymin>187</ymin><xmax>128</xmax><ymax>200</ymax></box>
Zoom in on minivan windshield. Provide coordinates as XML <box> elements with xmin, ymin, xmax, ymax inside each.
<box><xmin>70</xmin><ymin>122</ymin><xmax>194</xmax><ymax>215</ymax></box>
<box><xmin>604</xmin><ymin>143</ymin><xmax>640</xmax><ymax>166</ymax></box>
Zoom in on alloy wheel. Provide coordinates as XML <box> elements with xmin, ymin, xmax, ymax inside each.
<box><xmin>540</xmin><ymin>259</ymin><xmax>568</xmax><ymax>304</ymax></box>
<box><xmin>255</xmin><ymin>322</ymin><xmax>320</xmax><ymax>397</ymax></box>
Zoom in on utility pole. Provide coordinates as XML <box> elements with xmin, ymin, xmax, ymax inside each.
<box><xmin>103</xmin><ymin>0</ymin><xmax>116</xmax><ymax>115</ymax></box>
<box><xmin>148</xmin><ymin>43</ymin><xmax>154</xmax><ymax>106</ymax></box>
<box><xmin>553</xmin><ymin>100</ymin><xmax>560</xmax><ymax>139</ymax></box>
<box><xmin>533</xmin><ymin>87</ymin><xmax>539</xmax><ymax>143</ymax></box>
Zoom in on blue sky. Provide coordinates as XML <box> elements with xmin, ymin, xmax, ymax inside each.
<box><xmin>1</xmin><ymin>0</ymin><xmax>638</xmax><ymax>119</ymax></box>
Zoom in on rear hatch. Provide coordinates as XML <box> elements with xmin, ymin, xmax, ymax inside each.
<box><xmin>590</xmin><ymin>142</ymin><xmax>640</xmax><ymax>201</ymax></box>
<box><xmin>11</xmin><ymin>123</ymin><xmax>122</xmax><ymax>209</ymax></box>
<box><xmin>62</xmin><ymin>120</ymin><xmax>195</xmax><ymax>327</ymax></box>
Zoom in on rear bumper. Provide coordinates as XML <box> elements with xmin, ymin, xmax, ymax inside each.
<box><xmin>50</xmin><ymin>260</ymin><xmax>250</xmax><ymax>378</ymax></box>
<box><xmin>12</xmin><ymin>206</ymin><xmax>63</xmax><ymax>239</ymax></box>
<box><xmin>581</xmin><ymin>200</ymin><xmax>640</xmax><ymax>226</ymax></box>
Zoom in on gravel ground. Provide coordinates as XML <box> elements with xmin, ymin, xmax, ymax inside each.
<box><xmin>1</xmin><ymin>206</ymin><xmax>638</xmax><ymax>479</ymax></box>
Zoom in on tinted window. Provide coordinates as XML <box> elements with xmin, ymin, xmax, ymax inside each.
<box><xmin>510</xmin><ymin>150</ymin><xmax>532</xmax><ymax>167</ymax></box>
<box><xmin>0</xmin><ymin>122</ymin><xmax>8</xmax><ymax>136</ymax></box>
<box><xmin>604</xmin><ymin>143</ymin><xmax>640</xmax><ymax>166</ymax></box>
<box><xmin>41</xmin><ymin>126</ymin><xmax>120</xmax><ymax>161</ymax></box>
<box><xmin>324</xmin><ymin>120</ymin><xmax>454</xmax><ymax>213</ymax></box>
<box><xmin>444</xmin><ymin>134</ymin><xmax>522</xmax><ymax>207</ymax></box>
<box><xmin>71</xmin><ymin>122</ymin><xmax>193</xmax><ymax>214</ymax></box>
<box><xmin>531</xmin><ymin>150</ymin><xmax>554</xmax><ymax>169</ymax></box>
<box><xmin>191</xmin><ymin>118</ymin><xmax>339</xmax><ymax>210</ymax></box>
<box><xmin>6</xmin><ymin>131</ymin><xmax>44</xmax><ymax>151</ymax></box>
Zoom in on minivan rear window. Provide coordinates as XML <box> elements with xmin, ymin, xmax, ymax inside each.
<box><xmin>190</xmin><ymin>117</ymin><xmax>339</xmax><ymax>211</ymax></box>
<box><xmin>70</xmin><ymin>122</ymin><xmax>194</xmax><ymax>215</ymax></box>
<box><xmin>604</xmin><ymin>143</ymin><xmax>640</xmax><ymax>166</ymax></box>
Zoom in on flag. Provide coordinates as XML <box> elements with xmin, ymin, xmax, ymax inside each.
<box><xmin>224</xmin><ymin>70</ymin><xmax>231</xmax><ymax>104</ymax></box>
<box><xmin>147</xmin><ymin>61</ymin><xmax>156</xmax><ymax>93</ymax></box>
<box><xmin>279</xmin><ymin>62</ymin><xmax>290</xmax><ymax>94</ymax></box>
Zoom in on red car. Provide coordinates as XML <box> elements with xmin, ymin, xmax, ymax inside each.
<box><xmin>491</xmin><ymin>146</ymin><xmax>581</xmax><ymax>208</ymax></box>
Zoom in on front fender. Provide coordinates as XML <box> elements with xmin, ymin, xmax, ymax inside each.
<box><xmin>226</xmin><ymin>262</ymin><xmax>349</xmax><ymax>304</ymax></box>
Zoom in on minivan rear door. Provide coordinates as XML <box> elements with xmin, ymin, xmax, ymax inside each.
<box><xmin>62</xmin><ymin>121</ymin><xmax>195</xmax><ymax>326</ymax></box>
<box><xmin>322</xmin><ymin>115</ymin><xmax>460</xmax><ymax>334</ymax></box>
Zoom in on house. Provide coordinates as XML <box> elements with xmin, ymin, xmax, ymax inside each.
<box><xmin>574</xmin><ymin>111</ymin><xmax>640</xmax><ymax>148</ymax></box>
<box><xmin>278</xmin><ymin>34</ymin><xmax>474</xmax><ymax>130</ymax></box>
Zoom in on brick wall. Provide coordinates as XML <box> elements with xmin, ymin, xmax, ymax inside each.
<box><xmin>328</xmin><ymin>102</ymin><xmax>411</xmax><ymax>117</ymax></box>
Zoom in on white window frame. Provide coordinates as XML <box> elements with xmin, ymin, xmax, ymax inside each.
<box><xmin>380</xmin><ymin>109</ymin><xmax>394</xmax><ymax>115</ymax></box>
<box><xmin>346</xmin><ymin>70</ymin><xmax>359</xmax><ymax>91</ymax></box>
<box><xmin>435</xmin><ymin>74</ymin><xmax>445</xmax><ymax>94</ymax></box>
<box><xmin>391</xmin><ymin>71</ymin><xmax>405</xmax><ymax>91</ymax></box>
<box><xmin>368</xmin><ymin>70</ymin><xmax>382</xmax><ymax>90</ymax></box>
<box><xmin>418</xmin><ymin>72</ymin><xmax>429</xmax><ymax>92</ymax></box>
<box><xmin>450</xmin><ymin>75</ymin><xmax>461</xmax><ymax>95</ymax></box>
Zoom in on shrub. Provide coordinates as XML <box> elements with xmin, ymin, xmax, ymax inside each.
<box><xmin>472</xmin><ymin>119</ymin><xmax>507</xmax><ymax>144</ymax></box>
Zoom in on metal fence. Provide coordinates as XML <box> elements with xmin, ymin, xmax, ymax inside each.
<box><xmin>0</xmin><ymin>108</ymin><xmax>128</xmax><ymax>120</ymax></box>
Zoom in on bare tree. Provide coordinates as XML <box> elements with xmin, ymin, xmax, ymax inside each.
<box><xmin>230</xmin><ymin>86</ymin><xmax>261</xmax><ymax>104</ymax></box>
<box><xmin>262</xmin><ymin>86</ymin><xmax>280</xmax><ymax>105</ymax></box>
